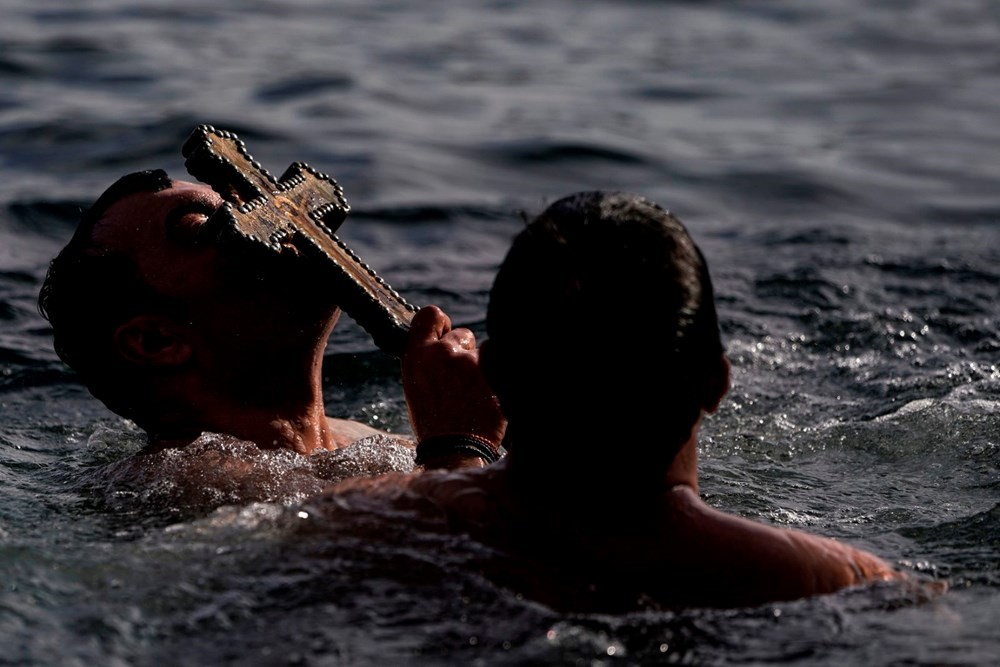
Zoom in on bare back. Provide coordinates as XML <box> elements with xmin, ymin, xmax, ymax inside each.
<box><xmin>320</xmin><ymin>461</ymin><xmax>916</xmax><ymax>612</ymax></box>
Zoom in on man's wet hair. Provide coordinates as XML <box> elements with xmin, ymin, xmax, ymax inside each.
<box><xmin>38</xmin><ymin>169</ymin><xmax>174</xmax><ymax>425</ymax></box>
<box><xmin>485</xmin><ymin>191</ymin><xmax>724</xmax><ymax>471</ymax></box>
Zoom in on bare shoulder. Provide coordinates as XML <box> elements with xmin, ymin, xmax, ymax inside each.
<box><xmin>325</xmin><ymin>416</ymin><xmax>415</xmax><ymax>449</ymax></box>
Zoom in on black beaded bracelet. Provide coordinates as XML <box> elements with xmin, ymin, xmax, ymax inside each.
<box><xmin>414</xmin><ymin>434</ymin><xmax>502</xmax><ymax>466</ymax></box>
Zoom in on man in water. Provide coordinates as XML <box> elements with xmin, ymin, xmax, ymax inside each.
<box><xmin>315</xmin><ymin>191</ymin><xmax>924</xmax><ymax>611</ymax></box>
<box><xmin>38</xmin><ymin>170</ymin><xmax>504</xmax><ymax>511</ymax></box>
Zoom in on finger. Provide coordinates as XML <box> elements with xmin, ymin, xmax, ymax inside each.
<box><xmin>443</xmin><ymin>327</ymin><xmax>476</xmax><ymax>351</ymax></box>
<box><xmin>407</xmin><ymin>305</ymin><xmax>451</xmax><ymax>347</ymax></box>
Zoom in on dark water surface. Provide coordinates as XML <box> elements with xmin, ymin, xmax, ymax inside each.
<box><xmin>1</xmin><ymin>1</ymin><xmax>998</xmax><ymax>664</ymax></box>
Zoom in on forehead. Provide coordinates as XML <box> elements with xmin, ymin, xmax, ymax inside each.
<box><xmin>91</xmin><ymin>180</ymin><xmax>223</xmax><ymax>251</ymax></box>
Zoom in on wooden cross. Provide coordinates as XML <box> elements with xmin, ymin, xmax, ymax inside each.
<box><xmin>181</xmin><ymin>124</ymin><xmax>416</xmax><ymax>357</ymax></box>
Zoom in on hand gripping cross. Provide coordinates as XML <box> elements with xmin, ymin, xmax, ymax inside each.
<box><xmin>181</xmin><ymin>124</ymin><xmax>417</xmax><ymax>357</ymax></box>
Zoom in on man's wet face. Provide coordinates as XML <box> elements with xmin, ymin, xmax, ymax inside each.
<box><xmin>93</xmin><ymin>180</ymin><xmax>339</xmax><ymax>345</ymax></box>
<box><xmin>92</xmin><ymin>180</ymin><xmax>225</xmax><ymax>301</ymax></box>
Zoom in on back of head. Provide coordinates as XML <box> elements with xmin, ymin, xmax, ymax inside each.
<box><xmin>485</xmin><ymin>191</ymin><xmax>723</xmax><ymax>471</ymax></box>
<box><xmin>38</xmin><ymin>170</ymin><xmax>174</xmax><ymax>425</ymax></box>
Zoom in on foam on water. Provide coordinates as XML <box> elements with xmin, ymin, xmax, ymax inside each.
<box><xmin>88</xmin><ymin>428</ymin><xmax>415</xmax><ymax>521</ymax></box>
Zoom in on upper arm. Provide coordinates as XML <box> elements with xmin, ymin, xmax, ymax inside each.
<box><xmin>683</xmin><ymin>499</ymin><xmax>904</xmax><ymax>603</ymax></box>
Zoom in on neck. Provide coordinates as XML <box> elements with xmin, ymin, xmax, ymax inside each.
<box><xmin>146</xmin><ymin>323</ymin><xmax>338</xmax><ymax>455</ymax></box>
<box><xmin>503</xmin><ymin>420</ymin><xmax>702</xmax><ymax>504</ymax></box>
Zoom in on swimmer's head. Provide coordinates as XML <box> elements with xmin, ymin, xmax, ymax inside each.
<box><xmin>38</xmin><ymin>170</ymin><xmax>340</xmax><ymax>431</ymax></box>
<box><xmin>482</xmin><ymin>191</ymin><xmax>728</xmax><ymax>469</ymax></box>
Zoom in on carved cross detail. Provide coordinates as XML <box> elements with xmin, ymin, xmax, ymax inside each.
<box><xmin>181</xmin><ymin>124</ymin><xmax>416</xmax><ymax>356</ymax></box>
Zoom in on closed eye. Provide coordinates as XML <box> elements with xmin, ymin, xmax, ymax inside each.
<box><xmin>164</xmin><ymin>201</ymin><xmax>218</xmax><ymax>246</ymax></box>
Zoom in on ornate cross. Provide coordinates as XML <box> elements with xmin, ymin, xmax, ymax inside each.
<box><xmin>181</xmin><ymin>124</ymin><xmax>417</xmax><ymax>356</ymax></box>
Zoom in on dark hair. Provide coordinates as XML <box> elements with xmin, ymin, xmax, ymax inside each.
<box><xmin>38</xmin><ymin>170</ymin><xmax>173</xmax><ymax>423</ymax></box>
<box><xmin>485</xmin><ymin>191</ymin><xmax>723</xmax><ymax>467</ymax></box>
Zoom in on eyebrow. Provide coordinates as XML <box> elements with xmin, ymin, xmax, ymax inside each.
<box><xmin>163</xmin><ymin>200</ymin><xmax>220</xmax><ymax>246</ymax></box>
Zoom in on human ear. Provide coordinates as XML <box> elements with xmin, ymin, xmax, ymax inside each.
<box><xmin>113</xmin><ymin>315</ymin><xmax>192</xmax><ymax>367</ymax></box>
<box><xmin>703</xmin><ymin>354</ymin><xmax>731</xmax><ymax>414</ymax></box>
